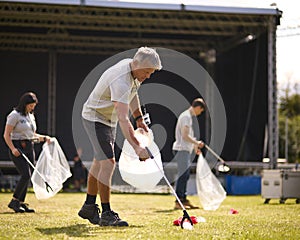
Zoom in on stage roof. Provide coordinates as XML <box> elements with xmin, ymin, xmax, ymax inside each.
<box><xmin>0</xmin><ymin>0</ymin><xmax>282</xmax><ymax>58</ymax></box>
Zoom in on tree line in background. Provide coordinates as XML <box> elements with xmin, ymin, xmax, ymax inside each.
<box><xmin>278</xmin><ymin>83</ymin><xmax>300</xmax><ymax>163</ymax></box>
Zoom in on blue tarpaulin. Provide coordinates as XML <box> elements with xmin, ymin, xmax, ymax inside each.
<box><xmin>225</xmin><ymin>175</ymin><xmax>261</xmax><ymax>195</ymax></box>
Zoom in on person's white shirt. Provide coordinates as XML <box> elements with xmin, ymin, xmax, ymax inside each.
<box><xmin>6</xmin><ymin>110</ymin><xmax>36</xmax><ymax>140</ymax></box>
<box><xmin>82</xmin><ymin>59</ymin><xmax>140</xmax><ymax>127</ymax></box>
<box><xmin>172</xmin><ymin>109</ymin><xmax>195</xmax><ymax>153</ymax></box>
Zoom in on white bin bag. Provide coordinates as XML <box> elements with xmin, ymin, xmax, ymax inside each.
<box><xmin>119</xmin><ymin>128</ymin><xmax>164</xmax><ymax>191</ymax></box>
<box><xmin>196</xmin><ymin>154</ymin><xmax>226</xmax><ymax>210</ymax></box>
<box><xmin>31</xmin><ymin>137</ymin><xmax>72</xmax><ymax>200</ymax></box>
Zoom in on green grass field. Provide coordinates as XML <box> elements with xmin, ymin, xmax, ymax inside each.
<box><xmin>0</xmin><ymin>192</ymin><xmax>299</xmax><ymax>240</ymax></box>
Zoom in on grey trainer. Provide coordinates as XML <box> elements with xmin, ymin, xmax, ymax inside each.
<box><xmin>78</xmin><ymin>203</ymin><xmax>100</xmax><ymax>224</ymax></box>
<box><xmin>99</xmin><ymin>210</ymin><xmax>128</xmax><ymax>227</ymax></box>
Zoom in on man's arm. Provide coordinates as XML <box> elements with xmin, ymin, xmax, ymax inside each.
<box><xmin>129</xmin><ymin>94</ymin><xmax>143</xmax><ymax>120</ymax></box>
<box><xmin>182</xmin><ymin>125</ymin><xmax>203</xmax><ymax>153</ymax></box>
<box><xmin>129</xmin><ymin>95</ymin><xmax>148</xmax><ymax>132</ymax></box>
<box><xmin>182</xmin><ymin>125</ymin><xmax>198</xmax><ymax>145</ymax></box>
<box><xmin>114</xmin><ymin>101</ymin><xmax>149</xmax><ymax>159</ymax></box>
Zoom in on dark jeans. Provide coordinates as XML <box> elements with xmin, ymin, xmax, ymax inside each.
<box><xmin>9</xmin><ymin>140</ymin><xmax>35</xmax><ymax>202</ymax></box>
<box><xmin>174</xmin><ymin>150</ymin><xmax>192</xmax><ymax>200</ymax></box>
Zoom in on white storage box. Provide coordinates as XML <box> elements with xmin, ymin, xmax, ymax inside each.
<box><xmin>261</xmin><ymin>169</ymin><xmax>300</xmax><ymax>204</ymax></box>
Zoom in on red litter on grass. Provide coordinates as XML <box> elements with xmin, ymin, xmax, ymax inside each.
<box><xmin>229</xmin><ymin>208</ymin><xmax>239</xmax><ymax>214</ymax></box>
<box><xmin>173</xmin><ymin>216</ymin><xmax>199</xmax><ymax>226</ymax></box>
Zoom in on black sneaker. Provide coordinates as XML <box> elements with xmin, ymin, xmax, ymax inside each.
<box><xmin>78</xmin><ymin>203</ymin><xmax>100</xmax><ymax>224</ymax></box>
<box><xmin>20</xmin><ymin>203</ymin><xmax>35</xmax><ymax>213</ymax></box>
<box><xmin>8</xmin><ymin>199</ymin><xmax>25</xmax><ymax>213</ymax></box>
<box><xmin>99</xmin><ymin>210</ymin><xmax>129</xmax><ymax>227</ymax></box>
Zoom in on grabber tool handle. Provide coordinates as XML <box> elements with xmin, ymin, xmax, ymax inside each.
<box><xmin>145</xmin><ymin>147</ymin><xmax>154</xmax><ymax>159</ymax></box>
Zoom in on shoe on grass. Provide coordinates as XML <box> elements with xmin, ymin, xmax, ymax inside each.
<box><xmin>78</xmin><ymin>203</ymin><xmax>100</xmax><ymax>224</ymax></box>
<box><xmin>182</xmin><ymin>199</ymin><xmax>199</xmax><ymax>209</ymax></box>
<box><xmin>8</xmin><ymin>199</ymin><xmax>25</xmax><ymax>213</ymax></box>
<box><xmin>20</xmin><ymin>203</ymin><xmax>35</xmax><ymax>213</ymax></box>
<box><xmin>174</xmin><ymin>200</ymin><xmax>191</xmax><ymax>210</ymax></box>
<box><xmin>99</xmin><ymin>210</ymin><xmax>128</xmax><ymax>227</ymax></box>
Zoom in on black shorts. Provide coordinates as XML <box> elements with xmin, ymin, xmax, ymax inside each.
<box><xmin>82</xmin><ymin>118</ymin><xmax>116</xmax><ymax>160</ymax></box>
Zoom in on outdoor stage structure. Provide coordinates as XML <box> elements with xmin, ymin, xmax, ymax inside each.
<box><xmin>0</xmin><ymin>1</ymin><xmax>282</xmax><ymax>169</ymax></box>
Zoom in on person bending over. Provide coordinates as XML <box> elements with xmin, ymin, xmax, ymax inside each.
<box><xmin>78</xmin><ymin>47</ymin><xmax>162</xmax><ymax>226</ymax></box>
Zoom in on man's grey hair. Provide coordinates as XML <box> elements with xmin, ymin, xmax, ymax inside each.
<box><xmin>133</xmin><ymin>47</ymin><xmax>162</xmax><ymax>70</ymax></box>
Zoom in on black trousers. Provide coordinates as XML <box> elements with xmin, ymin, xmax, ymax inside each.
<box><xmin>9</xmin><ymin>140</ymin><xmax>35</xmax><ymax>202</ymax></box>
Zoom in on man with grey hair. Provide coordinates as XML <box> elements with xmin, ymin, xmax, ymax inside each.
<box><xmin>78</xmin><ymin>47</ymin><xmax>162</xmax><ymax>226</ymax></box>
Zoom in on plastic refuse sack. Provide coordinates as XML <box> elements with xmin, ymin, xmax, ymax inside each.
<box><xmin>196</xmin><ymin>154</ymin><xmax>226</xmax><ymax>210</ymax></box>
<box><xmin>31</xmin><ymin>137</ymin><xmax>72</xmax><ymax>200</ymax></box>
<box><xmin>119</xmin><ymin>128</ymin><xmax>164</xmax><ymax>191</ymax></box>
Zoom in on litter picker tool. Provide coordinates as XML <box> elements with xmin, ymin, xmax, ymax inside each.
<box><xmin>145</xmin><ymin>147</ymin><xmax>194</xmax><ymax>229</ymax></box>
<box><xmin>18</xmin><ymin>149</ymin><xmax>53</xmax><ymax>192</ymax></box>
<box><xmin>201</xmin><ymin>141</ymin><xmax>230</xmax><ymax>173</ymax></box>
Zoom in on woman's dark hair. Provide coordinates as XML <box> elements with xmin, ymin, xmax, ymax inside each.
<box><xmin>15</xmin><ymin>92</ymin><xmax>38</xmax><ymax>116</ymax></box>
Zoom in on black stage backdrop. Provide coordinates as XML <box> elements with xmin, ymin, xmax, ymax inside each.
<box><xmin>0</xmin><ymin>34</ymin><xmax>268</xmax><ymax>162</ymax></box>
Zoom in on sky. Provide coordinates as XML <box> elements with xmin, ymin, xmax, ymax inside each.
<box><xmin>114</xmin><ymin>0</ymin><xmax>300</xmax><ymax>96</ymax></box>
<box><xmin>274</xmin><ymin>0</ymin><xmax>300</xmax><ymax>96</ymax></box>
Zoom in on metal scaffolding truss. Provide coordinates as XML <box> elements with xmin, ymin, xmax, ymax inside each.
<box><xmin>0</xmin><ymin>1</ymin><xmax>282</xmax><ymax>167</ymax></box>
<box><xmin>0</xmin><ymin>1</ymin><xmax>281</xmax><ymax>56</ymax></box>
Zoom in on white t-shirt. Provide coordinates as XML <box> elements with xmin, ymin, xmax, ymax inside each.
<box><xmin>82</xmin><ymin>58</ymin><xmax>140</xmax><ymax>127</ymax></box>
<box><xmin>172</xmin><ymin>109</ymin><xmax>195</xmax><ymax>153</ymax></box>
<box><xmin>6</xmin><ymin>110</ymin><xmax>36</xmax><ymax>140</ymax></box>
